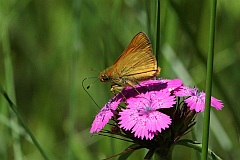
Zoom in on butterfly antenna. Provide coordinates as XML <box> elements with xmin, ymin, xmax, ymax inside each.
<box><xmin>82</xmin><ymin>77</ymin><xmax>100</xmax><ymax>109</ymax></box>
<box><xmin>86</xmin><ymin>78</ymin><xmax>99</xmax><ymax>89</ymax></box>
<box><xmin>90</xmin><ymin>68</ymin><xmax>101</xmax><ymax>73</ymax></box>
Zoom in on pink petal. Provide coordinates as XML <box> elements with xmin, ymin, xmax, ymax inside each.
<box><xmin>146</xmin><ymin>111</ymin><xmax>172</xmax><ymax>133</ymax></box>
<box><xmin>185</xmin><ymin>96</ymin><xmax>205</xmax><ymax>112</ymax></box>
<box><xmin>174</xmin><ymin>86</ymin><xmax>195</xmax><ymax>97</ymax></box>
<box><xmin>160</xmin><ymin>79</ymin><xmax>183</xmax><ymax>92</ymax></box>
<box><xmin>90</xmin><ymin>108</ymin><xmax>113</xmax><ymax>133</ymax></box>
<box><xmin>118</xmin><ymin>108</ymin><xmax>139</xmax><ymax>130</ymax></box>
<box><xmin>211</xmin><ymin>97</ymin><xmax>223</xmax><ymax>110</ymax></box>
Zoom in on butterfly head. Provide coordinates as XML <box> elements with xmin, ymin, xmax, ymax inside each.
<box><xmin>99</xmin><ymin>74</ymin><xmax>111</xmax><ymax>82</ymax></box>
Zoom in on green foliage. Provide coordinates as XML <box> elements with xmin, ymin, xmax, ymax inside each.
<box><xmin>176</xmin><ymin>139</ymin><xmax>222</xmax><ymax>160</ymax></box>
<box><xmin>0</xmin><ymin>0</ymin><xmax>240</xmax><ymax>159</ymax></box>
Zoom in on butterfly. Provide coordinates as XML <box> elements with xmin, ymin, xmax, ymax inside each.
<box><xmin>98</xmin><ymin>32</ymin><xmax>161</xmax><ymax>93</ymax></box>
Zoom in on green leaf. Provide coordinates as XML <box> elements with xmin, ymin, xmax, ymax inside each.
<box><xmin>144</xmin><ymin>149</ymin><xmax>155</xmax><ymax>160</ymax></box>
<box><xmin>175</xmin><ymin>139</ymin><xmax>222</xmax><ymax>160</ymax></box>
<box><xmin>117</xmin><ymin>144</ymin><xmax>142</xmax><ymax>160</ymax></box>
<box><xmin>103</xmin><ymin>144</ymin><xmax>142</xmax><ymax>160</ymax></box>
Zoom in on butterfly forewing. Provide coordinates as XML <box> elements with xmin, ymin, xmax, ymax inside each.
<box><xmin>99</xmin><ymin>32</ymin><xmax>161</xmax><ymax>91</ymax></box>
<box><xmin>113</xmin><ymin>32</ymin><xmax>159</xmax><ymax>80</ymax></box>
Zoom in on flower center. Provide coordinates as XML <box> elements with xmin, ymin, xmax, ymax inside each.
<box><xmin>138</xmin><ymin>106</ymin><xmax>153</xmax><ymax>116</ymax></box>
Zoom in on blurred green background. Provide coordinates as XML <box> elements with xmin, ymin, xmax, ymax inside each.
<box><xmin>0</xmin><ymin>0</ymin><xmax>240</xmax><ymax>159</ymax></box>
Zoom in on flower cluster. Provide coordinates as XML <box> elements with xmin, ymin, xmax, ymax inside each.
<box><xmin>90</xmin><ymin>79</ymin><xmax>223</xmax><ymax>141</ymax></box>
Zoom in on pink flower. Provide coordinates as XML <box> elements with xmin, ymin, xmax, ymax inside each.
<box><xmin>139</xmin><ymin>78</ymin><xmax>182</xmax><ymax>92</ymax></box>
<box><xmin>89</xmin><ymin>78</ymin><xmax>224</xmax><ymax>159</ymax></box>
<box><xmin>90</xmin><ymin>79</ymin><xmax>223</xmax><ymax>140</ymax></box>
<box><xmin>120</xmin><ymin>79</ymin><xmax>182</xmax><ymax>99</ymax></box>
<box><xmin>174</xmin><ymin>86</ymin><xmax>223</xmax><ymax>112</ymax></box>
<box><xmin>90</xmin><ymin>96</ymin><xmax>122</xmax><ymax>133</ymax></box>
<box><xmin>118</xmin><ymin>90</ymin><xmax>175</xmax><ymax>140</ymax></box>
<box><xmin>160</xmin><ymin>79</ymin><xmax>182</xmax><ymax>92</ymax></box>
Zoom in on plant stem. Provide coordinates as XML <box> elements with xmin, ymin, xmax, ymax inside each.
<box><xmin>155</xmin><ymin>146</ymin><xmax>173</xmax><ymax>160</ymax></box>
<box><xmin>0</xmin><ymin>86</ymin><xmax>50</xmax><ymax>160</ymax></box>
<box><xmin>201</xmin><ymin>0</ymin><xmax>217</xmax><ymax>159</ymax></box>
<box><xmin>155</xmin><ymin>0</ymin><xmax>161</xmax><ymax>60</ymax></box>
<box><xmin>1</xmin><ymin>10</ymin><xmax>23</xmax><ymax>159</ymax></box>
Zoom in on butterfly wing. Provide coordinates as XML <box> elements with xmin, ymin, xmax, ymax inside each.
<box><xmin>113</xmin><ymin>32</ymin><xmax>160</xmax><ymax>82</ymax></box>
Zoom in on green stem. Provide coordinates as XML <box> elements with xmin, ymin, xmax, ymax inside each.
<box><xmin>0</xmin><ymin>86</ymin><xmax>50</xmax><ymax>160</ymax></box>
<box><xmin>155</xmin><ymin>146</ymin><xmax>173</xmax><ymax>160</ymax></box>
<box><xmin>155</xmin><ymin>0</ymin><xmax>161</xmax><ymax>60</ymax></box>
<box><xmin>1</xmin><ymin>13</ymin><xmax>23</xmax><ymax>160</ymax></box>
<box><xmin>201</xmin><ymin>0</ymin><xmax>217</xmax><ymax>159</ymax></box>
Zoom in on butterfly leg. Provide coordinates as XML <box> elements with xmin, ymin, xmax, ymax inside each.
<box><xmin>110</xmin><ymin>85</ymin><xmax>127</xmax><ymax>100</ymax></box>
<box><xmin>126</xmin><ymin>81</ymin><xmax>141</xmax><ymax>95</ymax></box>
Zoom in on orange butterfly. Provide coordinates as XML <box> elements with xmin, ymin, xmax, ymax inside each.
<box><xmin>98</xmin><ymin>32</ymin><xmax>161</xmax><ymax>93</ymax></box>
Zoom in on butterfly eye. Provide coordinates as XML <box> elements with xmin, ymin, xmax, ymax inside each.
<box><xmin>101</xmin><ymin>75</ymin><xmax>110</xmax><ymax>81</ymax></box>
